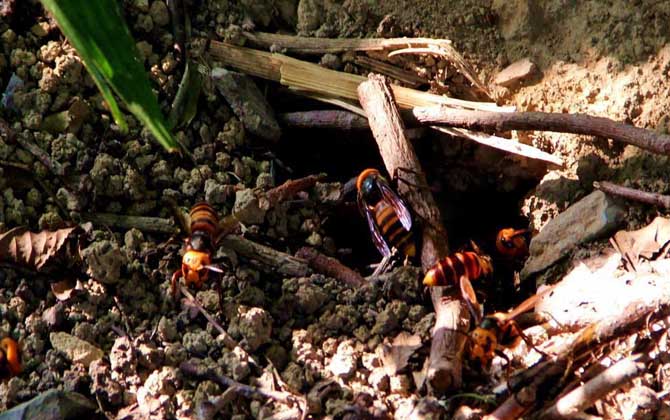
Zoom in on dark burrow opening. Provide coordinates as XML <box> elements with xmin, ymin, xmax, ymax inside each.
<box><xmin>272</xmin><ymin>99</ymin><xmax>548</xmax><ymax>310</ymax></box>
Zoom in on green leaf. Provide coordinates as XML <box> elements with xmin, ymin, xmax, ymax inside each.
<box><xmin>40</xmin><ymin>0</ymin><xmax>179</xmax><ymax>152</ymax></box>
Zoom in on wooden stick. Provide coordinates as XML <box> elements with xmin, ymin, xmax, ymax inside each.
<box><xmin>594</xmin><ymin>181</ymin><xmax>670</xmax><ymax>208</ymax></box>
<box><xmin>219</xmin><ymin>236</ymin><xmax>310</xmax><ymax>277</ymax></box>
<box><xmin>357</xmin><ymin>74</ymin><xmax>465</xmax><ymax>394</ymax></box>
<box><xmin>15</xmin><ymin>135</ymin><xmax>65</xmax><ymax>176</ymax></box>
<box><xmin>82</xmin><ymin>213</ymin><xmax>178</xmax><ymax>234</ymax></box>
<box><xmin>265</xmin><ymin>174</ymin><xmax>324</xmax><ymax>207</ymax></box>
<box><xmin>540</xmin><ymin>353</ymin><xmax>649</xmax><ymax>419</ymax></box>
<box><xmin>179</xmin><ymin>286</ymin><xmax>242</xmax><ymax>354</ymax></box>
<box><xmin>279</xmin><ymin>110</ymin><xmax>370</xmax><ymax>130</ymax></box>
<box><xmin>295</xmin><ymin>246</ymin><xmax>364</xmax><ymax>288</ymax></box>
<box><xmin>489</xmin><ymin>296</ymin><xmax>670</xmax><ymax>419</ymax></box>
<box><xmin>180</xmin><ymin>361</ymin><xmax>301</xmax><ymax>406</ymax></box>
<box><xmin>413</xmin><ymin>106</ymin><xmax>670</xmax><ymax>156</ymax></box>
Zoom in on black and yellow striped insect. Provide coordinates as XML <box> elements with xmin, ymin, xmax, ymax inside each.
<box><xmin>171</xmin><ymin>202</ymin><xmax>225</xmax><ymax>296</ymax></box>
<box><xmin>423</xmin><ymin>242</ymin><xmax>493</xmax><ymax>321</ymax></box>
<box><xmin>0</xmin><ymin>338</ymin><xmax>21</xmax><ymax>380</ymax></box>
<box><xmin>469</xmin><ymin>287</ymin><xmax>552</xmax><ymax>369</ymax></box>
<box><xmin>356</xmin><ymin>168</ymin><xmax>416</xmax><ymax>259</ymax></box>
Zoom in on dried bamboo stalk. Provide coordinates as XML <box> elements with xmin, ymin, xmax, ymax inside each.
<box><xmin>241</xmin><ymin>31</ymin><xmax>457</xmax><ymax>54</ymax></box>
<box><xmin>207</xmin><ymin>41</ymin><xmax>511</xmax><ymax>113</ymax></box>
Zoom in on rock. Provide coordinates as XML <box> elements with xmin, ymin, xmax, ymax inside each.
<box><xmin>389</xmin><ymin>374</ymin><xmax>412</xmax><ymax>395</ymax></box>
<box><xmin>240</xmin><ymin>0</ymin><xmax>273</xmax><ymax>26</ymax></box>
<box><xmin>157</xmin><ymin>316</ymin><xmax>178</xmax><ymax>342</ymax></box>
<box><xmin>211</xmin><ymin>68</ymin><xmax>281</xmax><ymax>142</ymax></box>
<box><xmin>521</xmin><ymin>191</ymin><xmax>625</xmax><ymax>279</ymax></box>
<box><xmin>368</xmin><ymin>368</ymin><xmax>390</xmax><ymax>392</ymax></box>
<box><xmin>491</xmin><ymin>0</ymin><xmax>543</xmax><ymax>41</ymax></box>
<box><xmin>494</xmin><ymin>58</ymin><xmax>538</xmax><ymax>87</ymax></box>
<box><xmin>297</xmin><ymin>0</ymin><xmax>324</xmax><ymax>32</ymax></box>
<box><xmin>0</xmin><ymin>389</ymin><xmax>96</xmax><ymax>420</ymax></box>
<box><xmin>137</xmin><ymin>343</ymin><xmax>163</xmax><ymax>370</ymax></box>
<box><xmin>616</xmin><ymin>385</ymin><xmax>659</xmax><ymax>420</ymax></box>
<box><xmin>328</xmin><ymin>341</ymin><xmax>357</xmax><ymax>379</ymax></box>
<box><xmin>49</xmin><ymin>332</ymin><xmax>103</xmax><ymax>368</ymax></box>
<box><xmin>42</xmin><ymin>303</ymin><xmax>65</xmax><ymax>329</ymax></box>
<box><xmin>136</xmin><ymin>367</ymin><xmax>180</xmax><ymax>418</ymax></box>
<box><xmin>234</xmin><ymin>306</ymin><xmax>272</xmax><ymax>351</ymax></box>
<box><xmin>313</xmin><ymin>182</ymin><xmax>342</xmax><ymax>205</ymax></box>
<box><xmin>81</xmin><ymin>240</ymin><xmax>125</xmax><ymax>284</ymax></box>
<box><xmin>295</xmin><ymin>283</ymin><xmax>328</xmax><ymax>315</ymax></box>
<box><xmin>232</xmin><ymin>189</ymin><xmax>267</xmax><ymax>224</ymax></box>
<box><xmin>110</xmin><ymin>336</ymin><xmax>137</xmax><ymax>376</ymax></box>
<box><xmin>149</xmin><ymin>1</ymin><xmax>169</xmax><ymax>26</ymax></box>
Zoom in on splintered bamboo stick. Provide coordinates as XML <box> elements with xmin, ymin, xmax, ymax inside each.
<box><xmin>241</xmin><ymin>31</ymin><xmax>489</xmax><ymax>96</ymax></box>
<box><xmin>241</xmin><ymin>31</ymin><xmax>457</xmax><ymax>54</ymax></box>
<box><xmin>207</xmin><ymin>41</ymin><xmax>512</xmax><ymax>113</ymax></box>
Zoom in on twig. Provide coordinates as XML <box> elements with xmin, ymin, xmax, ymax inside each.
<box><xmin>265</xmin><ymin>174</ymin><xmax>324</xmax><ymax>206</ymax></box>
<box><xmin>180</xmin><ymin>361</ymin><xmax>302</xmax><ymax>407</ymax></box>
<box><xmin>357</xmin><ymin>74</ymin><xmax>465</xmax><ymax>394</ymax></box>
<box><xmin>179</xmin><ymin>285</ymin><xmax>246</xmax><ymax>354</ymax></box>
<box><xmin>14</xmin><ymin>135</ymin><xmax>65</xmax><ymax>176</ymax></box>
<box><xmin>540</xmin><ymin>353</ymin><xmax>650</xmax><ymax>419</ymax></box>
<box><xmin>413</xmin><ymin>106</ymin><xmax>670</xmax><ymax>156</ymax></box>
<box><xmin>432</xmin><ymin>126</ymin><xmax>563</xmax><ymax>166</ymax></box>
<box><xmin>219</xmin><ymin>236</ymin><xmax>310</xmax><ymax>277</ymax></box>
<box><xmin>488</xmin><ymin>295</ymin><xmax>670</xmax><ymax>420</ymax></box>
<box><xmin>594</xmin><ymin>181</ymin><xmax>670</xmax><ymax>208</ymax></box>
<box><xmin>353</xmin><ymin>56</ymin><xmax>426</xmax><ymax>88</ymax></box>
<box><xmin>279</xmin><ymin>111</ymin><xmax>370</xmax><ymax>130</ymax></box>
<box><xmin>81</xmin><ymin>213</ymin><xmax>178</xmax><ymax>234</ymax></box>
<box><xmin>295</xmin><ymin>246</ymin><xmax>364</xmax><ymax>288</ymax></box>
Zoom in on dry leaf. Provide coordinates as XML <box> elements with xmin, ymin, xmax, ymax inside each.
<box><xmin>0</xmin><ymin>225</ymin><xmax>83</xmax><ymax>271</ymax></box>
<box><xmin>611</xmin><ymin>217</ymin><xmax>670</xmax><ymax>271</ymax></box>
<box><xmin>380</xmin><ymin>331</ymin><xmax>423</xmax><ymax>376</ymax></box>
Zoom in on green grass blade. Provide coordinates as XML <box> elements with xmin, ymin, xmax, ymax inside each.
<box><xmin>40</xmin><ymin>0</ymin><xmax>179</xmax><ymax>152</ymax></box>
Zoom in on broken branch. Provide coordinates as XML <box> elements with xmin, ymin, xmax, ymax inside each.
<box><xmin>413</xmin><ymin>107</ymin><xmax>670</xmax><ymax>156</ymax></box>
<box><xmin>180</xmin><ymin>361</ymin><xmax>300</xmax><ymax>406</ymax></box>
<box><xmin>594</xmin><ymin>181</ymin><xmax>670</xmax><ymax>208</ymax></box>
<box><xmin>82</xmin><ymin>213</ymin><xmax>178</xmax><ymax>234</ymax></box>
<box><xmin>540</xmin><ymin>353</ymin><xmax>650</xmax><ymax>419</ymax></box>
<box><xmin>357</xmin><ymin>74</ymin><xmax>465</xmax><ymax>394</ymax></box>
<box><xmin>265</xmin><ymin>174</ymin><xmax>324</xmax><ymax>207</ymax></box>
<box><xmin>279</xmin><ymin>110</ymin><xmax>370</xmax><ymax>130</ymax></box>
<box><xmin>220</xmin><ymin>236</ymin><xmax>310</xmax><ymax>277</ymax></box>
<box><xmin>295</xmin><ymin>246</ymin><xmax>364</xmax><ymax>288</ymax></box>
<box><xmin>492</xmin><ymin>295</ymin><xmax>670</xmax><ymax>419</ymax></box>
